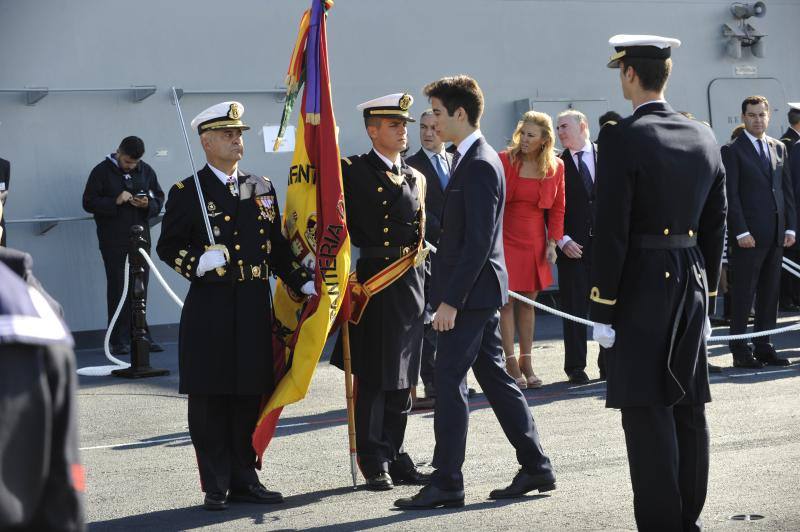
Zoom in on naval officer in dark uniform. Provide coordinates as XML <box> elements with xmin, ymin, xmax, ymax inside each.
<box><xmin>331</xmin><ymin>93</ymin><xmax>429</xmax><ymax>491</ymax></box>
<box><xmin>157</xmin><ymin>101</ymin><xmax>313</xmax><ymax>510</ymax></box>
<box><xmin>590</xmin><ymin>36</ymin><xmax>727</xmax><ymax>530</ymax></box>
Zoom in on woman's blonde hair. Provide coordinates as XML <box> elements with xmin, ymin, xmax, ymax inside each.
<box><xmin>507</xmin><ymin>111</ymin><xmax>557</xmax><ymax>178</ymax></box>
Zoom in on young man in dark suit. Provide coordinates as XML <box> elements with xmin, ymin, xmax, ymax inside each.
<box><xmin>405</xmin><ymin>110</ymin><xmax>452</xmax><ymax>407</ymax></box>
<box><xmin>395</xmin><ymin>75</ymin><xmax>555</xmax><ymax>510</ymax></box>
<box><xmin>590</xmin><ymin>35</ymin><xmax>727</xmax><ymax>530</ymax></box>
<box><xmin>778</xmin><ymin>103</ymin><xmax>800</xmax><ymax>310</ymax></box>
<box><xmin>555</xmin><ymin>109</ymin><xmax>604</xmax><ymax>383</ymax></box>
<box><xmin>723</xmin><ymin>95</ymin><xmax>796</xmax><ymax>367</ymax></box>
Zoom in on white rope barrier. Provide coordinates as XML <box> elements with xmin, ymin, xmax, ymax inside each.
<box><xmin>77</xmin><ymin>250</ymin><xmax>185</xmax><ymax>377</ymax></box>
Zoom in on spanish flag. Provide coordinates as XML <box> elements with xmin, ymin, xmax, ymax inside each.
<box><xmin>253</xmin><ymin>0</ymin><xmax>349</xmax><ymax>464</ymax></box>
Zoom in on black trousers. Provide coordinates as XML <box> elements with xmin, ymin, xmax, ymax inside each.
<box><xmin>556</xmin><ymin>240</ymin><xmax>606</xmax><ymax>375</ymax></box>
<box><xmin>420</xmin><ymin>323</ymin><xmax>437</xmax><ymax>390</ymax></box>
<box><xmin>100</xmin><ymin>246</ymin><xmax>151</xmax><ymax>347</ymax></box>
<box><xmin>779</xmin><ymin>247</ymin><xmax>800</xmax><ymax>306</ymax></box>
<box><xmin>187</xmin><ymin>394</ymin><xmax>261</xmax><ymax>494</ymax></box>
<box><xmin>621</xmin><ymin>404</ymin><xmax>709</xmax><ymax>532</ymax></box>
<box><xmin>431</xmin><ymin>308</ymin><xmax>553</xmax><ymax>490</ymax></box>
<box><xmin>354</xmin><ymin>379</ymin><xmax>412</xmax><ymax>477</ymax></box>
<box><xmin>728</xmin><ymin>245</ymin><xmax>782</xmax><ymax>351</ymax></box>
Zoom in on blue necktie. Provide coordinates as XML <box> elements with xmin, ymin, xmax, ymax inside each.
<box><xmin>757</xmin><ymin>139</ymin><xmax>771</xmax><ymax>174</ymax></box>
<box><xmin>576</xmin><ymin>151</ymin><xmax>594</xmax><ymax>196</ymax></box>
<box><xmin>432</xmin><ymin>154</ymin><xmax>449</xmax><ymax>189</ymax></box>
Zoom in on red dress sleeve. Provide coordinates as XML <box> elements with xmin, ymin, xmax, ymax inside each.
<box><xmin>499</xmin><ymin>151</ymin><xmax>516</xmax><ymax>203</ymax></box>
<box><xmin>547</xmin><ymin>159</ymin><xmax>566</xmax><ymax>241</ymax></box>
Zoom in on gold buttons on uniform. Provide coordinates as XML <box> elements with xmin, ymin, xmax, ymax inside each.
<box><xmin>382</xmin><ymin>200</ymin><xmax>387</xmax><ymax>205</ymax></box>
<box><xmin>384</xmin><ymin>241</ymin><xmax>389</xmax><ymax>246</ymax></box>
<box><xmin>688</xmin><ymin>230</ymin><xmax>694</xmax><ymax>237</ymax></box>
<box><xmin>665</xmin><ymin>272</ymin><xmax>670</xmax><ymax>279</ymax></box>
<box><xmin>233</xmin><ymin>230</ymin><xmax>238</xmax><ymax>236</ymax></box>
<box><xmin>258</xmin><ymin>215</ymin><xmax>263</xmax><ymax>221</ymax></box>
<box><xmin>383</xmin><ymin>227</ymin><xmax>389</xmax><ymax>233</ymax></box>
<box><xmin>384</xmin><ymin>214</ymin><xmax>389</xmax><ymax>219</ymax></box>
<box><xmin>238</xmin><ymin>259</ymin><xmax>244</xmax><ymax>266</ymax></box>
<box><xmin>663</xmin><ymin>228</ymin><xmax>670</xmax><ymax>235</ymax></box>
<box><xmin>261</xmin><ymin>244</ymin><xmax>267</xmax><ymax>250</ymax></box>
<box><xmin>234</xmin><ymin>244</ymin><xmax>241</xmax><ymax>251</ymax></box>
<box><xmin>186</xmin><ymin>264</ymin><xmax>192</xmax><ymax>270</ymax></box>
<box><xmin>259</xmin><ymin>229</ymin><xmax>265</xmax><ymax>235</ymax></box>
<box><xmin>377</xmin><ymin>187</ymin><xmax>384</xmax><ymax>192</ymax></box>
<box><xmin>190</xmin><ymin>256</ymin><xmax>196</xmax><ymax>262</ymax></box>
<box><xmin>224</xmin><ymin>215</ymin><xmax>231</xmax><ymax>222</ymax></box>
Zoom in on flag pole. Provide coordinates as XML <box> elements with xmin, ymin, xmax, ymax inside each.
<box><xmin>340</xmin><ymin>322</ymin><xmax>358</xmax><ymax>488</ymax></box>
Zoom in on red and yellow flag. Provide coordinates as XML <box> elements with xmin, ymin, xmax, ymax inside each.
<box><xmin>253</xmin><ymin>0</ymin><xmax>349</xmax><ymax>463</ymax></box>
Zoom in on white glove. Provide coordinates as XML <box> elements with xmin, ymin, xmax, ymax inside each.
<box><xmin>704</xmin><ymin>315</ymin><xmax>712</xmax><ymax>340</ymax></box>
<box><xmin>300</xmin><ymin>280</ymin><xmax>317</xmax><ymax>296</ymax></box>
<box><xmin>197</xmin><ymin>249</ymin><xmax>227</xmax><ymax>277</ymax></box>
<box><xmin>593</xmin><ymin>323</ymin><xmax>616</xmax><ymax>349</ymax></box>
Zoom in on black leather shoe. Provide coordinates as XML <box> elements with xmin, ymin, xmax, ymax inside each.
<box><xmin>732</xmin><ymin>354</ymin><xmax>766</xmax><ymax>369</ymax></box>
<box><xmin>412</xmin><ymin>396</ymin><xmax>436</xmax><ymax>410</ymax></box>
<box><xmin>110</xmin><ymin>344</ymin><xmax>130</xmax><ymax>355</ymax></box>
<box><xmin>389</xmin><ymin>467</ymin><xmax>431</xmax><ymax>486</ymax></box>
<box><xmin>467</xmin><ymin>387</ymin><xmax>477</xmax><ymax>398</ymax></box>
<box><xmin>779</xmin><ymin>303</ymin><xmax>800</xmax><ymax>312</ymax></box>
<box><xmin>755</xmin><ymin>352</ymin><xmax>791</xmax><ymax>367</ymax></box>
<box><xmin>423</xmin><ymin>384</ymin><xmax>437</xmax><ymax>399</ymax></box>
<box><xmin>228</xmin><ymin>483</ymin><xmax>284</xmax><ymax>504</ymax></box>
<box><xmin>394</xmin><ymin>484</ymin><xmax>464</xmax><ymax>509</ymax></box>
<box><xmin>708</xmin><ymin>363</ymin><xmax>724</xmax><ymax>374</ymax></box>
<box><xmin>365</xmin><ymin>472</ymin><xmax>393</xmax><ymax>491</ymax></box>
<box><xmin>567</xmin><ymin>370</ymin><xmax>590</xmax><ymax>384</ymax></box>
<box><xmin>149</xmin><ymin>341</ymin><xmax>165</xmax><ymax>352</ymax></box>
<box><xmin>203</xmin><ymin>491</ymin><xmax>227</xmax><ymax>511</ymax></box>
<box><xmin>489</xmin><ymin>469</ymin><xmax>556</xmax><ymax>499</ymax></box>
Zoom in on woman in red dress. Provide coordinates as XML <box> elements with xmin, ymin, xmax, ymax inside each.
<box><xmin>500</xmin><ymin>111</ymin><xmax>565</xmax><ymax>389</ymax></box>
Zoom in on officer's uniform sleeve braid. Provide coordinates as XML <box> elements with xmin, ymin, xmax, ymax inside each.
<box><xmin>589</xmin><ymin>122</ymin><xmax>633</xmax><ymax>324</ymax></box>
<box><xmin>156</xmin><ymin>183</ymin><xmax>202</xmax><ymax>280</ymax></box>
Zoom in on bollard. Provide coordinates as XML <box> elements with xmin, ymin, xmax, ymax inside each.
<box><xmin>112</xmin><ymin>225</ymin><xmax>169</xmax><ymax>379</ymax></box>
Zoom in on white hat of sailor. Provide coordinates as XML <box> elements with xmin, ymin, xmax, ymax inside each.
<box><xmin>789</xmin><ymin>102</ymin><xmax>800</xmax><ymax>111</ymax></box>
<box><xmin>607</xmin><ymin>34</ymin><xmax>682</xmax><ymax>68</ymax></box>
<box><xmin>357</xmin><ymin>93</ymin><xmax>415</xmax><ymax>122</ymax></box>
<box><xmin>190</xmin><ymin>101</ymin><xmax>250</xmax><ymax>135</ymax></box>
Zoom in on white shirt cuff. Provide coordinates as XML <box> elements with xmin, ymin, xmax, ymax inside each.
<box><xmin>736</xmin><ymin>232</ymin><xmax>751</xmax><ymax>240</ymax></box>
<box><xmin>557</xmin><ymin>235</ymin><xmax>572</xmax><ymax>250</ymax></box>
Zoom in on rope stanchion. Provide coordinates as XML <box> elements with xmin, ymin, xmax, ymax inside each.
<box><xmin>77</xmin><ymin>248</ymin><xmax>185</xmax><ymax>377</ymax></box>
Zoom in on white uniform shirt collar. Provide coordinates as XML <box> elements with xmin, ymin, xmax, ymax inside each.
<box><xmin>633</xmin><ymin>99</ymin><xmax>667</xmax><ymax>114</ymax></box>
<box><xmin>454</xmin><ymin>129</ymin><xmax>483</xmax><ymax>169</ymax></box>
<box><xmin>372</xmin><ymin>149</ymin><xmax>401</xmax><ymax>171</ymax></box>
<box><xmin>208</xmin><ymin>163</ymin><xmax>238</xmax><ymax>186</ymax></box>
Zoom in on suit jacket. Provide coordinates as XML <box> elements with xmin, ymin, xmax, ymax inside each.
<box><xmin>589</xmin><ymin>101</ymin><xmax>727</xmax><ymax>408</ymax></box>
<box><xmin>722</xmin><ymin>133</ymin><xmax>796</xmax><ymax>248</ymax></box>
<box><xmin>405</xmin><ymin>148</ymin><xmax>449</xmax><ymax>245</ymax></box>
<box><xmin>559</xmin><ymin>144</ymin><xmax>597</xmax><ymax>248</ymax></box>
<box><xmin>0</xmin><ymin>158</ymin><xmax>9</xmax><ymax>247</ymax></box>
<box><xmin>431</xmin><ymin>136</ymin><xmax>508</xmax><ymax>311</ymax></box>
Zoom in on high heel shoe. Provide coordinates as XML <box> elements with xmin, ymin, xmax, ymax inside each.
<box><xmin>519</xmin><ymin>353</ymin><xmax>543</xmax><ymax>388</ymax></box>
<box><xmin>505</xmin><ymin>355</ymin><xmax>527</xmax><ymax>390</ymax></box>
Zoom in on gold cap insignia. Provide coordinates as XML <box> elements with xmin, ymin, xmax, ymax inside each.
<box><xmin>398</xmin><ymin>94</ymin><xmax>412</xmax><ymax>111</ymax></box>
<box><xmin>228</xmin><ymin>103</ymin><xmax>242</xmax><ymax>120</ymax></box>
<box><xmin>207</xmin><ymin>201</ymin><xmax>216</xmax><ymax>211</ymax></box>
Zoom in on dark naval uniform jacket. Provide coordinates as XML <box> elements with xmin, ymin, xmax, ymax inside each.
<box><xmin>589</xmin><ymin>102</ymin><xmax>727</xmax><ymax>408</ymax></box>
<box><xmin>331</xmin><ymin>150</ymin><xmax>426</xmax><ymax>390</ymax></box>
<box><xmin>157</xmin><ymin>165</ymin><xmax>309</xmax><ymax>395</ymax></box>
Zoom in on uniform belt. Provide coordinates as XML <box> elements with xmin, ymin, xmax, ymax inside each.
<box><xmin>358</xmin><ymin>245</ymin><xmax>414</xmax><ymax>259</ymax></box>
<box><xmin>235</xmin><ymin>261</ymin><xmax>270</xmax><ymax>282</ymax></box>
<box><xmin>629</xmin><ymin>234</ymin><xmax>697</xmax><ymax>249</ymax></box>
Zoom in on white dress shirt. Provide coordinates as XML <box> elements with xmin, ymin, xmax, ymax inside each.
<box><xmin>422</xmin><ymin>146</ymin><xmax>450</xmax><ymax>173</ymax></box>
<box><xmin>452</xmin><ymin>129</ymin><xmax>483</xmax><ymax>170</ymax></box>
<box><xmin>372</xmin><ymin>149</ymin><xmax>401</xmax><ymax>171</ymax></box>
<box><xmin>208</xmin><ymin>163</ymin><xmax>238</xmax><ymax>186</ymax></box>
<box><xmin>557</xmin><ymin>140</ymin><xmax>595</xmax><ymax>250</ymax></box>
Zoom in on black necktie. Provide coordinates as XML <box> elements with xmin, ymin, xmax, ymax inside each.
<box><xmin>451</xmin><ymin>150</ymin><xmax>461</xmax><ymax>171</ymax></box>
<box><xmin>576</xmin><ymin>151</ymin><xmax>593</xmax><ymax>195</ymax></box>
<box><xmin>757</xmin><ymin>139</ymin><xmax>771</xmax><ymax>173</ymax></box>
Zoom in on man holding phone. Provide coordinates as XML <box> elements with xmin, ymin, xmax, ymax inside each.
<box><xmin>83</xmin><ymin>136</ymin><xmax>165</xmax><ymax>355</ymax></box>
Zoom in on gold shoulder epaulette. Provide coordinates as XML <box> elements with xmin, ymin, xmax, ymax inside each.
<box><xmin>342</xmin><ymin>157</ymin><xmax>352</xmax><ymax>166</ymax></box>
<box><xmin>175</xmin><ymin>181</ymin><xmax>185</xmax><ymax>190</ymax></box>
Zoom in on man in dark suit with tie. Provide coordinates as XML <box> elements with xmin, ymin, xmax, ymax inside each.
<box><xmin>590</xmin><ymin>35</ymin><xmax>727</xmax><ymax>530</ymax></box>
<box><xmin>0</xmin><ymin>157</ymin><xmax>9</xmax><ymax>247</ymax></box>
<box><xmin>722</xmin><ymin>95</ymin><xmax>796</xmax><ymax>368</ymax></box>
<box><xmin>395</xmin><ymin>75</ymin><xmax>555</xmax><ymax>510</ymax></box>
<box><xmin>778</xmin><ymin>103</ymin><xmax>800</xmax><ymax>310</ymax></box>
<box><xmin>405</xmin><ymin>110</ymin><xmax>451</xmax><ymax>406</ymax></box>
<box><xmin>555</xmin><ymin>109</ymin><xmax>604</xmax><ymax>383</ymax></box>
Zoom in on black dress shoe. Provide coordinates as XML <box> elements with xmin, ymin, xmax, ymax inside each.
<box><xmin>567</xmin><ymin>370</ymin><xmax>590</xmax><ymax>384</ymax></box>
<box><xmin>394</xmin><ymin>484</ymin><xmax>464</xmax><ymax>509</ymax></box>
<box><xmin>365</xmin><ymin>472</ymin><xmax>393</xmax><ymax>491</ymax></box>
<box><xmin>779</xmin><ymin>303</ymin><xmax>800</xmax><ymax>312</ymax></box>
<box><xmin>707</xmin><ymin>363</ymin><xmax>724</xmax><ymax>374</ymax></box>
<box><xmin>203</xmin><ymin>491</ymin><xmax>228</xmax><ymax>511</ymax></box>
<box><xmin>467</xmin><ymin>387</ymin><xmax>477</xmax><ymax>398</ymax></box>
<box><xmin>423</xmin><ymin>384</ymin><xmax>437</xmax><ymax>399</ymax></box>
<box><xmin>755</xmin><ymin>352</ymin><xmax>791</xmax><ymax>367</ymax></box>
<box><xmin>389</xmin><ymin>467</ymin><xmax>431</xmax><ymax>486</ymax></box>
<box><xmin>489</xmin><ymin>469</ymin><xmax>556</xmax><ymax>499</ymax></box>
<box><xmin>228</xmin><ymin>483</ymin><xmax>284</xmax><ymax>504</ymax></box>
<box><xmin>110</xmin><ymin>344</ymin><xmax>130</xmax><ymax>355</ymax></box>
<box><xmin>148</xmin><ymin>341</ymin><xmax>165</xmax><ymax>352</ymax></box>
<box><xmin>732</xmin><ymin>354</ymin><xmax>766</xmax><ymax>369</ymax></box>
<box><xmin>411</xmin><ymin>396</ymin><xmax>436</xmax><ymax>410</ymax></box>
